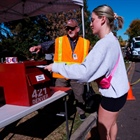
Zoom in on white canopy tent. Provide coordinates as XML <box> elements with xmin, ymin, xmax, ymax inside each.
<box><xmin>0</xmin><ymin>0</ymin><xmax>85</xmax><ymax>37</ymax></box>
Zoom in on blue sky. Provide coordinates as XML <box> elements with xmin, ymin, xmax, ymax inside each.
<box><xmin>87</xmin><ymin>0</ymin><xmax>140</xmax><ymax>40</ymax></box>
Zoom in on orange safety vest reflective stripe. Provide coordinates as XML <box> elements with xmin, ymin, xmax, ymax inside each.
<box><xmin>53</xmin><ymin>35</ymin><xmax>90</xmax><ymax>78</ymax></box>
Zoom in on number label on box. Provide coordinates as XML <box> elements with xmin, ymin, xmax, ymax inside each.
<box><xmin>32</xmin><ymin>88</ymin><xmax>49</xmax><ymax>105</ymax></box>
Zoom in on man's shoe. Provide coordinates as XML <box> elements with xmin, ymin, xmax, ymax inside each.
<box><xmin>79</xmin><ymin>113</ymin><xmax>86</xmax><ymax>121</ymax></box>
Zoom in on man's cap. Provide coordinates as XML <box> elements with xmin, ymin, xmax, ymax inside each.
<box><xmin>65</xmin><ymin>19</ymin><xmax>78</xmax><ymax>27</ymax></box>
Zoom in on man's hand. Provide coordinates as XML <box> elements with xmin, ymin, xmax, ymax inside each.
<box><xmin>29</xmin><ymin>45</ymin><xmax>42</xmax><ymax>53</ymax></box>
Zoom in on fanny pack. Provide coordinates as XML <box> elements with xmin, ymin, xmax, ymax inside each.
<box><xmin>96</xmin><ymin>55</ymin><xmax>120</xmax><ymax>89</ymax></box>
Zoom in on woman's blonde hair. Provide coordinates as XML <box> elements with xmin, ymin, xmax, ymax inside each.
<box><xmin>92</xmin><ymin>5</ymin><xmax>124</xmax><ymax>31</ymax></box>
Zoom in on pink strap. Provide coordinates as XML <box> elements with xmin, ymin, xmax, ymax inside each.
<box><xmin>110</xmin><ymin>54</ymin><xmax>120</xmax><ymax>76</ymax></box>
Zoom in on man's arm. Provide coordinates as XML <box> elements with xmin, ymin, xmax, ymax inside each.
<box><xmin>29</xmin><ymin>40</ymin><xmax>55</xmax><ymax>54</ymax></box>
<box><xmin>41</xmin><ymin>40</ymin><xmax>55</xmax><ymax>53</ymax></box>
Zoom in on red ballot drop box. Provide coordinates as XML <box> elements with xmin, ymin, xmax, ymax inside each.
<box><xmin>0</xmin><ymin>61</ymin><xmax>52</xmax><ymax>106</ymax></box>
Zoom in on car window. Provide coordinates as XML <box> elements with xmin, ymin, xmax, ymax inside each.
<box><xmin>134</xmin><ymin>42</ymin><xmax>140</xmax><ymax>48</ymax></box>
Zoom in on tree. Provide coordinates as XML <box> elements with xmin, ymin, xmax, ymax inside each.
<box><xmin>0</xmin><ymin>0</ymin><xmax>96</xmax><ymax>60</ymax></box>
<box><xmin>83</xmin><ymin>0</ymin><xmax>99</xmax><ymax>47</ymax></box>
<box><xmin>118</xmin><ymin>36</ymin><xmax>126</xmax><ymax>47</ymax></box>
<box><xmin>1</xmin><ymin>15</ymin><xmax>51</xmax><ymax>60</ymax></box>
<box><xmin>125</xmin><ymin>19</ymin><xmax>140</xmax><ymax>41</ymax></box>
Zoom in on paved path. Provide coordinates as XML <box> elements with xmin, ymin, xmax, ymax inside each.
<box><xmin>117</xmin><ymin>62</ymin><xmax>140</xmax><ymax>140</ymax></box>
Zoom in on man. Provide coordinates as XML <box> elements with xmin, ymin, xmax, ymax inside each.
<box><xmin>29</xmin><ymin>19</ymin><xmax>90</xmax><ymax>121</ymax></box>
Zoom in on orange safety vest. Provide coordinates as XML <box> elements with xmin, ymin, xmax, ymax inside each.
<box><xmin>53</xmin><ymin>35</ymin><xmax>90</xmax><ymax>78</ymax></box>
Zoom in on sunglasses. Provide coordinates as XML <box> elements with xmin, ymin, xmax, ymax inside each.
<box><xmin>66</xmin><ymin>26</ymin><xmax>77</xmax><ymax>31</ymax></box>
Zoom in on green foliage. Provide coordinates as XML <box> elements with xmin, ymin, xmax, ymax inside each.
<box><xmin>125</xmin><ymin>19</ymin><xmax>140</xmax><ymax>41</ymax></box>
<box><xmin>118</xmin><ymin>36</ymin><xmax>126</xmax><ymax>47</ymax></box>
<box><xmin>1</xmin><ymin>15</ymin><xmax>51</xmax><ymax>60</ymax></box>
<box><xmin>83</xmin><ymin>0</ymin><xmax>99</xmax><ymax>47</ymax></box>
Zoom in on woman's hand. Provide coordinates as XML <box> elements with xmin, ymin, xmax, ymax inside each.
<box><xmin>44</xmin><ymin>63</ymin><xmax>53</xmax><ymax>72</ymax></box>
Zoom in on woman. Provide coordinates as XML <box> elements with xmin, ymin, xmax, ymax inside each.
<box><xmin>45</xmin><ymin>5</ymin><xmax>129</xmax><ymax>140</ymax></box>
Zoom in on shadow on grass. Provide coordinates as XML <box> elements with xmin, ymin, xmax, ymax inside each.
<box><xmin>0</xmin><ymin>94</ymin><xmax>76</xmax><ymax>139</ymax></box>
<box><xmin>0</xmin><ymin>89</ymin><xmax>101</xmax><ymax>139</ymax></box>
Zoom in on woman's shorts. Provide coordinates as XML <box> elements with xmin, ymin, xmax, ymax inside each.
<box><xmin>101</xmin><ymin>93</ymin><xmax>127</xmax><ymax>112</ymax></box>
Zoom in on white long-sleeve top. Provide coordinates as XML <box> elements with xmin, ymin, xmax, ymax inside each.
<box><xmin>52</xmin><ymin>32</ymin><xmax>129</xmax><ymax>98</ymax></box>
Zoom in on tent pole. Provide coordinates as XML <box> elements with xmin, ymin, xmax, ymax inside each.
<box><xmin>81</xmin><ymin>1</ymin><xmax>90</xmax><ymax>92</ymax></box>
<box><xmin>81</xmin><ymin>5</ymin><xmax>85</xmax><ymax>38</ymax></box>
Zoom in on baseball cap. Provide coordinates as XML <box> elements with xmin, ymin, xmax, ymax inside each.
<box><xmin>65</xmin><ymin>19</ymin><xmax>78</xmax><ymax>27</ymax></box>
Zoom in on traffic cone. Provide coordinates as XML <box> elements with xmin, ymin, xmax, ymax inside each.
<box><xmin>127</xmin><ymin>82</ymin><xmax>136</xmax><ymax>100</ymax></box>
